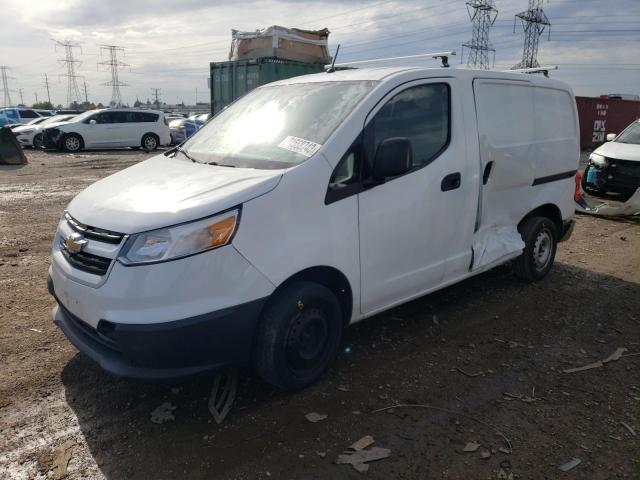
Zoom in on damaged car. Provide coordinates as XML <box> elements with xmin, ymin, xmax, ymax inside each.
<box><xmin>582</xmin><ymin>118</ymin><xmax>640</xmax><ymax>198</ymax></box>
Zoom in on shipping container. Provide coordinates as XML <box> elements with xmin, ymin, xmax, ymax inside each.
<box><xmin>576</xmin><ymin>96</ymin><xmax>640</xmax><ymax>150</ymax></box>
<box><xmin>209</xmin><ymin>57</ymin><xmax>325</xmax><ymax>114</ymax></box>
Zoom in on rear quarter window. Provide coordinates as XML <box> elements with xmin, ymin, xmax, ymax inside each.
<box><xmin>133</xmin><ymin>112</ymin><xmax>159</xmax><ymax>122</ymax></box>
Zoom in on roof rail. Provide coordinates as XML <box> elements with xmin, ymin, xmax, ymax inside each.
<box><xmin>326</xmin><ymin>51</ymin><xmax>457</xmax><ymax>70</ymax></box>
<box><xmin>505</xmin><ymin>65</ymin><xmax>558</xmax><ymax>77</ymax></box>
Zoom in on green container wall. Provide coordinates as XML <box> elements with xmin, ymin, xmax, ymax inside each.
<box><xmin>210</xmin><ymin>57</ymin><xmax>325</xmax><ymax>114</ymax></box>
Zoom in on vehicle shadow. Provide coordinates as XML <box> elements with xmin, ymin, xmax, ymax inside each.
<box><xmin>61</xmin><ymin>262</ymin><xmax>640</xmax><ymax>479</ymax></box>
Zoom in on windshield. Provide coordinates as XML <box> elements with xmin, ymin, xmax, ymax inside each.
<box><xmin>181</xmin><ymin>80</ymin><xmax>377</xmax><ymax>169</ymax></box>
<box><xmin>616</xmin><ymin>121</ymin><xmax>640</xmax><ymax>144</ymax></box>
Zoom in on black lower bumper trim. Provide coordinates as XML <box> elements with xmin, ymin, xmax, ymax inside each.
<box><xmin>52</xmin><ymin>294</ymin><xmax>267</xmax><ymax>380</ymax></box>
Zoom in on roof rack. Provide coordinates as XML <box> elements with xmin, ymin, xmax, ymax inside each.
<box><xmin>326</xmin><ymin>51</ymin><xmax>457</xmax><ymax>70</ymax></box>
<box><xmin>505</xmin><ymin>65</ymin><xmax>558</xmax><ymax>77</ymax></box>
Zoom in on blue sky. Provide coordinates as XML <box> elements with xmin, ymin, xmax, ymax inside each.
<box><xmin>0</xmin><ymin>0</ymin><xmax>638</xmax><ymax>106</ymax></box>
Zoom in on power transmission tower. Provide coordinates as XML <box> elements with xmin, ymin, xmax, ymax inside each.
<box><xmin>1</xmin><ymin>66</ymin><xmax>14</xmax><ymax>107</ymax></box>
<box><xmin>462</xmin><ymin>0</ymin><xmax>498</xmax><ymax>70</ymax></box>
<box><xmin>98</xmin><ymin>45</ymin><xmax>128</xmax><ymax>107</ymax></box>
<box><xmin>151</xmin><ymin>88</ymin><xmax>161</xmax><ymax>108</ymax></box>
<box><xmin>53</xmin><ymin>39</ymin><xmax>84</xmax><ymax>107</ymax></box>
<box><xmin>43</xmin><ymin>74</ymin><xmax>52</xmax><ymax>105</ymax></box>
<box><xmin>511</xmin><ymin>0</ymin><xmax>551</xmax><ymax>69</ymax></box>
<box><xmin>18</xmin><ymin>88</ymin><xmax>24</xmax><ymax>105</ymax></box>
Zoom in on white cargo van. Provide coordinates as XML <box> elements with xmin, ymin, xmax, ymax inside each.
<box><xmin>48</xmin><ymin>67</ymin><xmax>579</xmax><ymax>389</ymax></box>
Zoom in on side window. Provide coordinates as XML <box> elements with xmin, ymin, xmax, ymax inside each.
<box><xmin>325</xmin><ymin>138</ymin><xmax>363</xmax><ymax>205</ymax></box>
<box><xmin>109</xmin><ymin>112</ymin><xmax>128</xmax><ymax>123</ymax></box>
<box><xmin>370</xmin><ymin>83</ymin><xmax>450</xmax><ymax>170</ymax></box>
<box><xmin>19</xmin><ymin>110</ymin><xmax>39</xmax><ymax>119</ymax></box>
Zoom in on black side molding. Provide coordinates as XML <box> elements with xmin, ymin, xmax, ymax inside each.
<box><xmin>532</xmin><ymin>170</ymin><xmax>577</xmax><ymax>186</ymax></box>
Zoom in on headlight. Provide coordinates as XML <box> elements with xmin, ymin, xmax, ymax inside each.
<box><xmin>119</xmin><ymin>209</ymin><xmax>238</xmax><ymax>265</ymax></box>
<box><xmin>589</xmin><ymin>153</ymin><xmax>608</xmax><ymax>168</ymax></box>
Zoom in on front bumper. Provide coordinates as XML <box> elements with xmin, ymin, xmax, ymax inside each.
<box><xmin>585</xmin><ymin>160</ymin><xmax>640</xmax><ymax>194</ymax></box>
<box><xmin>50</xmin><ymin>276</ymin><xmax>266</xmax><ymax>380</ymax></box>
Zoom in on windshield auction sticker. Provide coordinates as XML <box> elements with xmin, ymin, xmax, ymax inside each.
<box><xmin>277</xmin><ymin>136</ymin><xmax>322</xmax><ymax>157</ymax></box>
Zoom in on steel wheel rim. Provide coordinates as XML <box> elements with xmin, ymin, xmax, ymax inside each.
<box><xmin>286</xmin><ymin>308</ymin><xmax>329</xmax><ymax>373</ymax></box>
<box><xmin>533</xmin><ymin>227</ymin><xmax>553</xmax><ymax>271</ymax></box>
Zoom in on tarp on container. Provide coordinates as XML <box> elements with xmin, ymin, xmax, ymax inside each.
<box><xmin>0</xmin><ymin>126</ymin><xmax>27</xmax><ymax>165</ymax></box>
<box><xmin>229</xmin><ymin>26</ymin><xmax>331</xmax><ymax>64</ymax></box>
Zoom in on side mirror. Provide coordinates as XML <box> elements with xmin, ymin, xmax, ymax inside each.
<box><xmin>89</xmin><ymin>119</ymin><xmax>96</xmax><ymax>126</ymax></box>
<box><xmin>373</xmin><ymin>137</ymin><xmax>413</xmax><ymax>181</ymax></box>
<box><xmin>606</xmin><ymin>133</ymin><xmax>616</xmax><ymax>142</ymax></box>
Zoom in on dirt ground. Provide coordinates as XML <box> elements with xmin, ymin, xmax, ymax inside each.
<box><xmin>1</xmin><ymin>149</ymin><xmax>639</xmax><ymax>480</ymax></box>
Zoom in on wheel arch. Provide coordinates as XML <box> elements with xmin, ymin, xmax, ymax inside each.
<box><xmin>519</xmin><ymin>203</ymin><xmax>563</xmax><ymax>235</ymax></box>
<box><xmin>268</xmin><ymin>266</ymin><xmax>353</xmax><ymax>327</ymax></box>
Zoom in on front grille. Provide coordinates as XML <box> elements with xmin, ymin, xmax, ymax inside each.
<box><xmin>60</xmin><ymin>242</ymin><xmax>112</xmax><ymax>275</ymax></box>
<box><xmin>65</xmin><ymin>213</ymin><xmax>124</xmax><ymax>244</ymax></box>
<box><xmin>608</xmin><ymin>159</ymin><xmax>640</xmax><ymax>191</ymax></box>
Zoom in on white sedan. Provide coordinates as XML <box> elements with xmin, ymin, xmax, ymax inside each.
<box><xmin>13</xmin><ymin>114</ymin><xmax>77</xmax><ymax>148</ymax></box>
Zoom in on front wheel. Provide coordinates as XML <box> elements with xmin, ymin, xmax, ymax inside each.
<box><xmin>253</xmin><ymin>281</ymin><xmax>343</xmax><ymax>391</ymax></box>
<box><xmin>513</xmin><ymin>216</ymin><xmax>558</xmax><ymax>282</ymax></box>
<box><xmin>32</xmin><ymin>133</ymin><xmax>44</xmax><ymax>149</ymax></box>
<box><xmin>141</xmin><ymin>133</ymin><xmax>158</xmax><ymax>152</ymax></box>
<box><xmin>62</xmin><ymin>133</ymin><xmax>83</xmax><ymax>153</ymax></box>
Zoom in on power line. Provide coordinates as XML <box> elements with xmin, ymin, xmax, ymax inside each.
<box><xmin>53</xmin><ymin>39</ymin><xmax>84</xmax><ymax>108</ymax></box>
<box><xmin>462</xmin><ymin>0</ymin><xmax>499</xmax><ymax>69</ymax></box>
<box><xmin>0</xmin><ymin>66</ymin><xmax>14</xmax><ymax>107</ymax></box>
<box><xmin>512</xmin><ymin>0</ymin><xmax>551</xmax><ymax>69</ymax></box>
<box><xmin>98</xmin><ymin>44</ymin><xmax>129</xmax><ymax>107</ymax></box>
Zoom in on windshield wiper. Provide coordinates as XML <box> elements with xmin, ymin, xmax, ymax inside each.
<box><xmin>174</xmin><ymin>146</ymin><xmax>201</xmax><ymax>163</ymax></box>
<box><xmin>206</xmin><ymin>161</ymin><xmax>236</xmax><ymax>168</ymax></box>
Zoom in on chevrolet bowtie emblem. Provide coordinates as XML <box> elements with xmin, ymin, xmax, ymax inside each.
<box><xmin>64</xmin><ymin>232</ymin><xmax>88</xmax><ymax>254</ymax></box>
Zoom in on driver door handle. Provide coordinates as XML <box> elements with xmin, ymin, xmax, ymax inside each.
<box><xmin>441</xmin><ymin>172</ymin><xmax>461</xmax><ymax>192</ymax></box>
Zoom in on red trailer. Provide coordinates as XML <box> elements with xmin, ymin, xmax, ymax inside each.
<box><xmin>576</xmin><ymin>96</ymin><xmax>640</xmax><ymax>150</ymax></box>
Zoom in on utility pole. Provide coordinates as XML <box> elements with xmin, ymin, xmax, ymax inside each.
<box><xmin>195</xmin><ymin>87</ymin><xmax>198</xmax><ymax>104</ymax></box>
<box><xmin>83</xmin><ymin>78</ymin><xmax>89</xmax><ymax>104</ymax></box>
<box><xmin>18</xmin><ymin>88</ymin><xmax>24</xmax><ymax>105</ymax></box>
<box><xmin>511</xmin><ymin>0</ymin><xmax>551</xmax><ymax>69</ymax></box>
<box><xmin>98</xmin><ymin>44</ymin><xmax>128</xmax><ymax>107</ymax></box>
<box><xmin>462</xmin><ymin>0</ymin><xmax>498</xmax><ymax>70</ymax></box>
<box><xmin>53</xmin><ymin>39</ymin><xmax>84</xmax><ymax>108</ymax></box>
<box><xmin>35</xmin><ymin>92</ymin><xmax>39</xmax><ymax>104</ymax></box>
<box><xmin>151</xmin><ymin>88</ymin><xmax>161</xmax><ymax>108</ymax></box>
<box><xmin>43</xmin><ymin>73</ymin><xmax>52</xmax><ymax>105</ymax></box>
<box><xmin>1</xmin><ymin>66</ymin><xmax>14</xmax><ymax>107</ymax></box>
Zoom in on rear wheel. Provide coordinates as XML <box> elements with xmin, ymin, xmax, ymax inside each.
<box><xmin>141</xmin><ymin>133</ymin><xmax>158</xmax><ymax>152</ymax></box>
<box><xmin>32</xmin><ymin>133</ymin><xmax>44</xmax><ymax>149</ymax></box>
<box><xmin>62</xmin><ymin>133</ymin><xmax>82</xmax><ymax>153</ymax></box>
<box><xmin>513</xmin><ymin>216</ymin><xmax>558</xmax><ymax>282</ymax></box>
<box><xmin>253</xmin><ymin>281</ymin><xmax>343</xmax><ymax>391</ymax></box>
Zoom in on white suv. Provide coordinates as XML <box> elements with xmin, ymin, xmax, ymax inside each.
<box><xmin>42</xmin><ymin>108</ymin><xmax>171</xmax><ymax>152</ymax></box>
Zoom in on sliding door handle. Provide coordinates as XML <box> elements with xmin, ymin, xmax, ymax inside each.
<box><xmin>441</xmin><ymin>172</ymin><xmax>461</xmax><ymax>192</ymax></box>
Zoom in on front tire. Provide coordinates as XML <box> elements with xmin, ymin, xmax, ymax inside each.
<box><xmin>32</xmin><ymin>133</ymin><xmax>44</xmax><ymax>149</ymax></box>
<box><xmin>62</xmin><ymin>133</ymin><xmax>83</xmax><ymax>153</ymax></box>
<box><xmin>141</xmin><ymin>133</ymin><xmax>158</xmax><ymax>152</ymax></box>
<box><xmin>513</xmin><ymin>216</ymin><xmax>558</xmax><ymax>282</ymax></box>
<box><xmin>253</xmin><ymin>281</ymin><xmax>343</xmax><ymax>391</ymax></box>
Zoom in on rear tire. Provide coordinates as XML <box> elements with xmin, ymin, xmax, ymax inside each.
<box><xmin>62</xmin><ymin>133</ymin><xmax>83</xmax><ymax>153</ymax></box>
<box><xmin>253</xmin><ymin>281</ymin><xmax>343</xmax><ymax>391</ymax></box>
<box><xmin>141</xmin><ymin>133</ymin><xmax>158</xmax><ymax>152</ymax></box>
<box><xmin>513</xmin><ymin>216</ymin><xmax>558</xmax><ymax>282</ymax></box>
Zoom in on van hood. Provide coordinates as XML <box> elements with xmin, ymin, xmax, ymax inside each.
<box><xmin>67</xmin><ymin>154</ymin><xmax>283</xmax><ymax>233</ymax></box>
<box><xmin>594</xmin><ymin>141</ymin><xmax>640</xmax><ymax>162</ymax></box>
